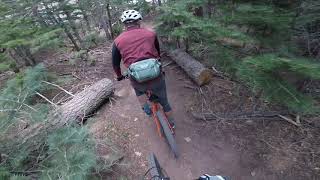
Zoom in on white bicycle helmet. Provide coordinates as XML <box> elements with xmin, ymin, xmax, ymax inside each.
<box><xmin>120</xmin><ymin>10</ymin><xmax>142</xmax><ymax>23</ymax></box>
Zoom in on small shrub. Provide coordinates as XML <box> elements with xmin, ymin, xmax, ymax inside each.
<box><xmin>0</xmin><ymin>54</ymin><xmax>17</xmax><ymax>73</ymax></box>
<box><xmin>40</xmin><ymin>127</ymin><xmax>96</xmax><ymax>180</ymax></box>
<box><xmin>82</xmin><ymin>31</ymin><xmax>105</xmax><ymax>49</ymax></box>
<box><xmin>0</xmin><ymin>62</ymin><xmax>11</xmax><ymax>73</ymax></box>
<box><xmin>70</xmin><ymin>50</ymin><xmax>88</xmax><ymax>64</ymax></box>
<box><xmin>112</xmin><ymin>23</ymin><xmax>123</xmax><ymax>37</ymax></box>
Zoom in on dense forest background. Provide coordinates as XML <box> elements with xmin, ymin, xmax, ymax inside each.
<box><xmin>0</xmin><ymin>0</ymin><xmax>319</xmax><ymax>179</ymax></box>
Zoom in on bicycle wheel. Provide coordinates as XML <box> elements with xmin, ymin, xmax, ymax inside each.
<box><xmin>156</xmin><ymin>111</ymin><xmax>179</xmax><ymax>158</ymax></box>
<box><xmin>147</xmin><ymin>153</ymin><xmax>163</xmax><ymax>180</ymax></box>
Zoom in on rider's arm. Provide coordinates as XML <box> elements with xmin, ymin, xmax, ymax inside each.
<box><xmin>112</xmin><ymin>43</ymin><xmax>122</xmax><ymax>77</ymax></box>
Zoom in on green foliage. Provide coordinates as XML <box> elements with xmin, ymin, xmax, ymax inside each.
<box><xmin>40</xmin><ymin>127</ymin><xmax>96</xmax><ymax>180</ymax></box>
<box><xmin>230</xmin><ymin>4</ymin><xmax>293</xmax><ymax>31</ymax></box>
<box><xmin>1</xmin><ymin>64</ymin><xmax>48</xmax><ymax>103</ymax></box>
<box><xmin>157</xmin><ymin>0</ymin><xmax>320</xmax><ymax>114</ymax></box>
<box><xmin>0</xmin><ymin>167</ymin><xmax>10</xmax><ymax>180</ymax></box>
<box><xmin>0</xmin><ymin>65</ymin><xmax>50</xmax><ymax>179</ymax></box>
<box><xmin>30</xmin><ymin>104</ymin><xmax>51</xmax><ymax>122</ymax></box>
<box><xmin>237</xmin><ymin>54</ymin><xmax>320</xmax><ymax>114</ymax></box>
<box><xmin>133</xmin><ymin>0</ymin><xmax>153</xmax><ymax>15</ymax></box>
<box><xmin>207</xmin><ymin>44</ymin><xmax>239</xmax><ymax>75</ymax></box>
<box><xmin>219</xmin><ymin>3</ymin><xmax>294</xmax><ymax>48</ymax></box>
<box><xmin>82</xmin><ymin>31</ymin><xmax>105</xmax><ymax>49</ymax></box>
<box><xmin>0</xmin><ymin>64</ymin><xmax>48</xmax><ymax>132</ymax></box>
<box><xmin>294</xmin><ymin>0</ymin><xmax>320</xmax><ymax>58</ymax></box>
<box><xmin>70</xmin><ymin>50</ymin><xmax>89</xmax><ymax>64</ymax></box>
<box><xmin>9</xmin><ymin>175</ymin><xmax>30</xmax><ymax>180</ymax></box>
<box><xmin>0</xmin><ymin>62</ymin><xmax>11</xmax><ymax>72</ymax></box>
<box><xmin>30</xmin><ymin>29</ymin><xmax>63</xmax><ymax>54</ymax></box>
<box><xmin>0</xmin><ymin>53</ymin><xmax>10</xmax><ymax>63</ymax></box>
<box><xmin>156</xmin><ymin>2</ymin><xmax>249</xmax><ymax>44</ymax></box>
<box><xmin>0</xmin><ymin>54</ymin><xmax>16</xmax><ymax>73</ymax></box>
<box><xmin>0</xmin><ymin>65</ymin><xmax>115</xmax><ymax>179</ymax></box>
<box><xmin>112</xmin><ymin>23</ymin><xmax>123</xmax><ymax>37</ymax></box>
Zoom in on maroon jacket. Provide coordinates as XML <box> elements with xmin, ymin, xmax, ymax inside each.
<box><xmin>112</xmin><ymin>26</ymin><xmax>160</xmax><ymax>77</ymax></box>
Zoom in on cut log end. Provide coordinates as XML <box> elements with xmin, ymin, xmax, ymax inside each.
<box><xmin>168</xmin><ymin>49</ymin><xmax>213</xmax><ymax>86</ymax></box>
<box><xmin>198</xmin><ymin>70</ymin><xmax>213</xmax><ymax>86</ymax></box>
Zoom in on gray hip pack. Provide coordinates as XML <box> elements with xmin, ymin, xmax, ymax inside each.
<box><xmin>128</xmin><ymin>58</ymin><xmax>161</xmax><ymax>83</ymax></box>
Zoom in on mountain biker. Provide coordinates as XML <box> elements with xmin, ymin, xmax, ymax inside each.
<box><xmin>112</xmin><ymin>10</ymin><xmax>175</xmax><ymax>129</ymax></box>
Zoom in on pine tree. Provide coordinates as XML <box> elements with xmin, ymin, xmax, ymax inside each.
<box><xmin>157</xmin><ymin>0</ymin><xmax>320</xmax><ymax>114</ymax></box>
<box><xmin>237</xmin><ymin>54</ymin><xmax>320</xmax><ymax>114</ymax></box>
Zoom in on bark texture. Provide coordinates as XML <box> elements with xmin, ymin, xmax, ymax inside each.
<box><xmin>168</xmin><ymin>49</ymin><xmax>212</xmax><ymax>86</ymax></box>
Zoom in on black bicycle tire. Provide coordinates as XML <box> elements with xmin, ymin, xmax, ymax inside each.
<box><xmin>156</xmin><ymin>111</ymin><xmax>179</xmax><ymax>158</ymax></box>
<box><xmin>147</xmin><ymin>153</ymin><xmax>163</xmax><ymax>180</ymax></box>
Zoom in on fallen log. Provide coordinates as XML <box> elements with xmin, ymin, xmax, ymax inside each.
<box><xmin>168</xmin><ymin>49</ymin><xmax>212</xmax><ymax>86</ymax></box>
<box><xmin>8</xmin><ymin>78</ymin><xmax>114</xmax><ymax>152</ymax></box>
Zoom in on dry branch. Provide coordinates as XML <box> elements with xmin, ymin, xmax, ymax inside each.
<box><xmin>192</xmin><ymin>111</ymin><xmax>303</xmax><ymax>127</ymax></box>
<box><xmin>36</xmin><ymin>91</ymin><xmax>57</xmax><ymax>107</ymax></box>
<box><xmin>42</xmin><ymin>81</ymin><xmax>74</xmax><ymax>97</ymax></box>
<box><xmin>278</xmin><ymin>115</ymin><xmax>301</xmax><ymax>127</ymax></box>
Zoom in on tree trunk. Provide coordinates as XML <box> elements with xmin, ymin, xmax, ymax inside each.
<box><xmin>65</xmin><ymin>11</ymin><xmax>83</xmax><ymax>45</ymax></box>
<box><xmin>43</xmin><ymin>3</ymin><xmax>81</xmax><ymax>51</ymax></box>
<box><xmin>168</xmin><ymin>49</ymin><xmax>212</xmax><ymax>86</ymax></box>
<box><xmin>32</xmin><ymin>5</ymin><xmax>49</xmax><ymax>27</ymax></box>
<box><xmin>13</xmin><ymin>48</ymin><xmax>30</xmax><ymax>66</ymax></box>
<box><xmin>7</xmin><ymin>78</ymin><xmax>114</xmax><ymax>154</ymax></box>
<box><xmin>56</xmin><ymin>15</ymin><xmax>81</xmax><ymax>51</ymax></box>
<box><xmin>82</xmin><ymin>10</ymin><xmax>92</xmax><ymax>32</ymax></box>
<box><xmin>106</xmin><ymin>4</ymin><xmax>114</xmax><ymax>39</ymax></box>
<box><xmin>64</xmin><ymin>28</ymin><xmax>82</xmax><ymax>51</ymax></box>
<box><xmin>101</xmin><ymin>18</ymin><xmax>111</xmax><ymax>39</ymax></box>
<box><xmin>184</xmin><ymin>38</ymin><xmax>189</xmax><ymax>53</ymax></box>
<box><xmin>9</xmin><ymin>49</ymin><xmax>24</xmax><ymax>68</ymax></box>
<box><xmin>194</xmin><ymin>6</ymin><xmax>204</xmax><ymax>17</ymax></box>
<box><xmin>94</xmin><ymin>0</ymin><xmax>111</xmax><ymax>39</ymax></box>
<box><xmin>15</xmin><ymin>47</ymin><xmax>36</xmax><ymax>66</ymax></box>
<box><xmin>176</xmin><ymin>37</ymin><xmax>181</xmax><ymax>48</ymax></box>
<box><xmin>158</xmin><ymin>0</ymin><xmax>162</xmax><ymax>6</ymax></box>
<box><xmin>24</xmin><ymin>47</ymin><xmax>36</xmax><ymax>65</ymax></box>
<box><xmin>206</xmin><ymin>0</ymin><xmax>214</xmax><ymax>18</ymax></box>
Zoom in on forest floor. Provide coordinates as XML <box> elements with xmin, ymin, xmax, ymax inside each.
<box><xmin>38</xmin><ymin>42</ymin><xmax>320</xmax><ymax>180</ymax></box>
<box><xmin>33</xmin><ymin>21</ymin><xmax>320</xmax><ymax>180</ymax></box>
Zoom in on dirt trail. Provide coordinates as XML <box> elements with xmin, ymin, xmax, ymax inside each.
<box><xmin>43</xmin><ymin>22</ymin><xmax>319</xmax><ymax>179</ymax></box>
<box><xmin>41</xmin><ymin>39</ymin><xmax>278</xmax><ymax>180</ymax></box>
<box><xmin>99</xmin><ymin>57</ymin><xmax>252</xmax><ymax>179</ymax></box>
<box><xmin>96</xmin><ymin>20</ymin><xmax>250</xmax><ymax>179</ymax></box>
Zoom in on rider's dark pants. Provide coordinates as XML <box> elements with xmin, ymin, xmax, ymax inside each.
<box><xmin>130</xmin><ymin>74</ymin><xmax>172</xmax><ymax>112</ymax></box>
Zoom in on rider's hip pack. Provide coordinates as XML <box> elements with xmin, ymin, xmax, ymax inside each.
<box><xmin>128</xmin><ymin>58</ymin><xmax>161</xmax><ymax>83</ymax></box>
